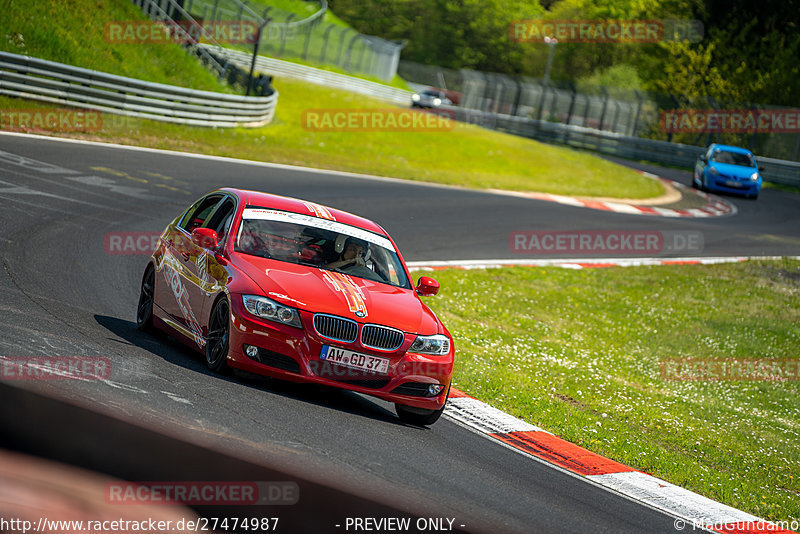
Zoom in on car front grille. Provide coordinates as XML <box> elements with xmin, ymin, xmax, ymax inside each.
<box><xmin>313</xmin><ymin>314</ymin><xmax>358</xmax><ymax>343</ymax></box>
<box><xmin>361</xmin><ymin>324</ymin><xmax>405</xmax><ymax>351</ymax></box>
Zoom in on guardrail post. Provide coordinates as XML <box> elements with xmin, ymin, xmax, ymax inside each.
<box><xmin>343</xmin><ymin>33</ymin><xmax>359</xmax><ymax>71</ymax></box>
<box><xmin>708</xmin><ymin>95</ymin><xmax>719</xmax><ymax>146</ymax></box>
<box><xmin>320</xmin><ymin>24</ymin><xmax>335</xmax><ymax>63</ymax></box>
<box><xmin>599</xmin><ymin>86</ymin><xmax>609</xmax><ymax>131</ymax></box>
<box><xmin>749</xmin><ymin>105</ymin><xmax>758</xmax><ymax>152</ymax></box>
<box><xmin>793</xmin><ymin>132</ymin><xmax>800</xmax><ymax>161</ymax></box>
<box><xmin>536</xmin><ymin>80</ymin><xmax>546</xmax><ymax>121</ymax></box>
<box><xmin>279</xmin><ymin>14</ymin><xmax>296</xmax><ymax>56</ymax></box>
<box><xmin>302</xmin><ymin>23</ymin><xmax>313</xmax><ymax>60</ymax></box>
<box><xmin>631</xmin><ymin>90</ymin><xmax>643</xmax><ymax>137</ymax></box>
<box><xmin>247</xmin><ymin>20</ymin><xmax>268</xmax><ymax>96</ymax></box>
<box><xmin>511</xmin><ymin>77</ymin><xmax>522</xmax><ymax>116</ymax></box>
<box><xmin>335</xmin><ymin>28</ymin><xmax>349</xmax><ymax>67</ymax></box>
<box><xmin>667</xmin><ymin>93</ymin><xmax>680</xmax><ymax>143</ymax></box>
<box><xmin>354</xmin><ymin>41</ymin><xmax>366</xmax><ymax>72</ymax></box>
<box><xmin>565</xmin><ymin>83</ymin><xmax>576</xmax><ymax>125</ymax></box>
<box><xmin>210</xmin><ymin>0</ymin><xmax>219</xmax><ymax>24</ymax></box>
<box><xmin>610</xmin><ymin>100</ymin><xmax>620</xmax><ymax>133</ymax></box>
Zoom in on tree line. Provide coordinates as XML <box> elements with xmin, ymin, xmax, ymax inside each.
<box><xmin>327</xmin><ymin>0</ymin><xmax>799</xmax><ymax>107</ymax></box>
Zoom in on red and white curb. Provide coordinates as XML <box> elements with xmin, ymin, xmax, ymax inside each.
<box><xmin>444</xmin><ymin>389</ymin><xmax>797</xmax><ymax>534</ymax></box>
<box><xmin>407</xmin><ymin>256</ymin><xmax>800</xmax><ymax>272</ymax></box>
<box><xmin>493</xmin><ymin>175</ymin><xmax>736</xmax><ymax>218</ymax></box>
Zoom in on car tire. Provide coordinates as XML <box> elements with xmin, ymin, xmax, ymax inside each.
<box><xmin>395</xmin><ymin>391</ymin><xmax>448</xmax><ymax>426</ymax></box>
<box><xmin>136</xmin><ymin>266</ymin><xmax>156</xmax><ymax>333</ymax></box>
<box><xmin>206</xmin><ymin>297</ymin><xmax>230</xmax><ymax>373</ymax></box>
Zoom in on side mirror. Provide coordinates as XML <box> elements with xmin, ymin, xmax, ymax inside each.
<box><xmin>758</xmin><ymin>166</ymin><xmax>764</xmax><ymax>172</ymax></box>
<box><xmin>699</xmin><ymin>154</ymin><xmax>707</xmax><ymax>163</ymax></box>
<box><xmin>191</xmin><ymin>228</ymin><xmax>219</xmax><ymax>250</ymax></box>
<box><xmin>416</xmin><ymin>276</ymin><xmax>439</xmax><ymax>296</ymax></box>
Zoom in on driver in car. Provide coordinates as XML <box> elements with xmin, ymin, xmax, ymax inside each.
<box><xmin>326</xmin><ymin>237</ymin><xmax>367</xmax><ymax>270</ymax></box>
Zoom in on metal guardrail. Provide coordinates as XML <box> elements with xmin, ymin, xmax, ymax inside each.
<box><xmin>449</xmin><ymin>106</ymin><xmax>800</xmax><ymax>187</ymax></box>
<box><xmin>208</xmin><ymin>45</ymin><xmax>412</xmax><ymax>105</ymax></box>
<box><xmin>0</xmin><ymin>51</ymin><xmax>278</xmax><ymax>128</ymax></box>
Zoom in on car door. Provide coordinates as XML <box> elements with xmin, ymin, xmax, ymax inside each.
<box><xmin>695</xmin><ymin>148</ymin><xmax>709</xmax><ymax>186</ymax></box>
<box><xmin>157</xmin><ymin>193</ymin><xmax>224</xmax><ymax>346</ymax></box>
<box><xmin>188</xmin><ymin>195</ymin><xmax>238</xmax><ymax>338</ymax></box>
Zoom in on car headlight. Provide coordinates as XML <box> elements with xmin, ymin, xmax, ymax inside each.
<box><xmin>242</xmin><ymin>295</ymin><xmax>301</xmax><ymax>328</ymax></box>
<box><xmin>412</xmin><ymin>94</ymin><xmax>420</xmax><ymax>102</ymax></box>
<box><xmin>709</xmin><ymin>167</ymin><xmax>719</xmax><ymax>175</ymax></box>
<box><xmin>750</xmin><ymin>172</ymin><xmax>759</xmax><ymax>181</ymax></box>
<box><xmin>433</xmin><ymin>98</ymin><xmax>442</xmax><ymax>105</ymax></box>
<box><xmin>409</xmin><ymin>334</ymin><xmax>450</xmax><ymax>355</ymax></box>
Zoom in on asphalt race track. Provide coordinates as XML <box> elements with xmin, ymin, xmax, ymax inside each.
<box><xmin>1</xmin><ymin>133</ymin><xmax>799</xmax><ymax>533</ymax></box>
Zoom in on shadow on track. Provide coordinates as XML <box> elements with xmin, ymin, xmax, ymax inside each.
<box><xmin>93</xmin><ymin>314</ymin><xmax>413</xmax><ymax>429</ymax></box>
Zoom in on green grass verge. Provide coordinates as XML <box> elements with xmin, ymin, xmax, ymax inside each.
<box><xmin>418</xmin><ymin>259</ymin><xmax>800</xmax><ymax>523</ymax></box>
<box><xmin>763</xmin><ymin>182</ymin><xmax>800</xmax><ymax>195</ymax></box>
<box><xmin>0</xmin><ymin>74</ymin><xmax>664</xmax><ymax>198</ymax></box>
<box><xmin>0</xmin><ymin>0</ymin><xmax>234</xmax><ymax>93</ymax></box>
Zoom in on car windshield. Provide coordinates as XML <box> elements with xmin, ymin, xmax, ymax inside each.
<box><xmin>234</xmin><ymin>207</ymin><xmax>411</xmax><ymax>289</ymax></box>
<box><xmin>711</xmin><ymin>150</ymin><xmax>755</xmax><ymax>167</ymax></box>
<box><xmin>421</xmin><ymin>90</ymin><xmax>442</xmax><ymax>97</ymax></box>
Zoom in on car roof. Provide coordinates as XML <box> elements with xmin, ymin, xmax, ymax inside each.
<box><xmin>709</xmin><ymin>144</ymin><xmax>754</xmax><ymax>156</ymax></box>
<box><xmin>219</xmin><ymin>188</ymin><xmax>387</xmax><ymax>235</ymax></box>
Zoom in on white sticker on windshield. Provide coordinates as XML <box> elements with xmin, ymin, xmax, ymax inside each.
<box><xmin>242</xmin><ymin>208</ymin><xmax>394</xmax><ymax>251</ymax></box>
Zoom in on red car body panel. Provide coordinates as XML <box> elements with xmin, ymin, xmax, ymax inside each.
<box><xmin>147</xmin><ymin>188</ymin><xmax>454</xmax><ymax>411</ymax></box>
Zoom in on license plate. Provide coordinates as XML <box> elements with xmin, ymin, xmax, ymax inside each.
<box><xmin>726</xmin><ymin>180</ymin><xmax>742</xmax><ymax>188</ymax></box>
<box><xmin>320</xmin><ymin>345</ymin><xmax>390</xmax><ymax>374</ymax></box>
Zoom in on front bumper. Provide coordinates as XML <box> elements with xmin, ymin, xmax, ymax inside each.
<box><xmin>706</xmin><ymin>175</ymin><xmax>761</xmax><ymax>196</ymax></box>
<box><xmin>227</xmin><ymin>296</ymin><xmax>454</xmax><ymax>410</ymax></box>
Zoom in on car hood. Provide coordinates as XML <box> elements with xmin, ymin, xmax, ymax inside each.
<box><xmin>233</xmin><ymin>254</ymin><xmax>439</xmax><ymax>334</ymax></box>
<box><xmin>710</xmin><ymin>162</ymin><xmax>758</xmax><ymax>178</ymax></box>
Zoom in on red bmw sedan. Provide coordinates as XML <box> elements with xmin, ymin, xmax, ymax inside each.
<box><xmin>136</xmin><ymin>188</ymin><xmax>454</xmax><ymax>425</ymax></box>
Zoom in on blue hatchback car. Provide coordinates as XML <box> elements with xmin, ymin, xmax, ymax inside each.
<box><xmin>693</xmin><ymin>144</ymin><xmax>762</xmax><ymax>199</ymax></box>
